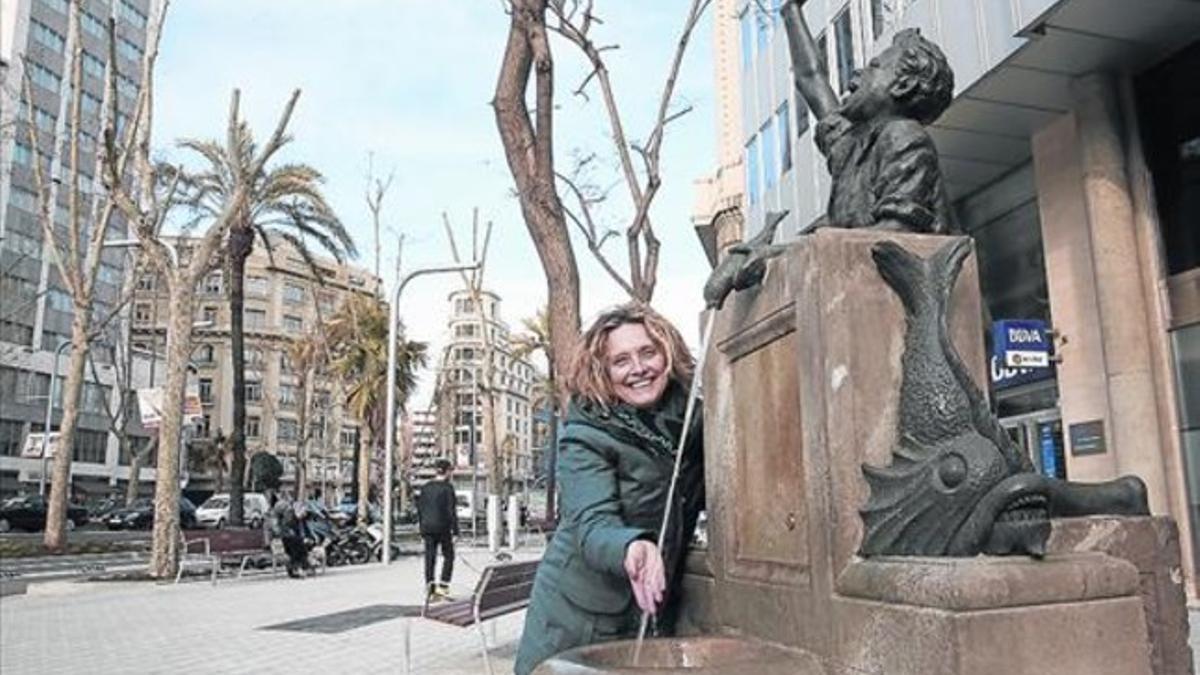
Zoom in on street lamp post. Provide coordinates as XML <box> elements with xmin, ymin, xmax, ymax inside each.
<box><xmin>383</xmin><ymin>261</ymin><xmax>479</xmax><ymax>565</ymax></box>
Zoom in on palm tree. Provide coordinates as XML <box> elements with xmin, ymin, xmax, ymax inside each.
<box><xmin>326</xmin><ymin>295</ymin><xmax>427</xmax><ymax>522</ymax></box>
<box><xmin>510</xmin><ymin>307</ymin><xmax>560</xmax><ymax>523</ymax></box>
<box><xmin>179</xmin><ymin>125</ymin><xmax>356</xmax><ymax>527</ymax></box>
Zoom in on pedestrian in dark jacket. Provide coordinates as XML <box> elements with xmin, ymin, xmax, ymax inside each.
<box><xmin>514</xmin><ymin>303</ymin><xmax>705</xmax><ymax>675</ymax></box>
<box><xmin>417</xmin><ymin>459</ymin><xmax>459</xmax><ymax>599</ymax></box>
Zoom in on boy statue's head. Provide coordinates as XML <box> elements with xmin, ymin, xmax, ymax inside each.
<box><xmin>840</xmin><ymin>28</ymin><xmax>954</xmax><ymax>125</ymax></box>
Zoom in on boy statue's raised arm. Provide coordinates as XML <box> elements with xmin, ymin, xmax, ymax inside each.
<box><xmin>780</xmin><ymin>0</ymin><xmax>838</xmax><ymax>122</ymax></box>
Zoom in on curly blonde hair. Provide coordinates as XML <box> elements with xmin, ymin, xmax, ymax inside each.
<box><xmin>568</xmin><ymin>303</ymin><xmax>694</xmax><ymax>409</ymax></box>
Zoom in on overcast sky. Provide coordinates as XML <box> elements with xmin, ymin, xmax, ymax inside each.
<box><xmin>153</xmin><ymin>1</ymin><xmax>717</xmax><ymax>407</ymax></box>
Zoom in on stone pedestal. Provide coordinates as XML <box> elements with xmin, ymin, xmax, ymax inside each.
<box><xmin>1049</xmin><ymin>516</ymin><xmax>1194</xmax><ymax>675</ymax></box>
<box><xmin>687</xmin><ymin>230</ymin><xmax>1158</xmax><ymax>674</ymax></box>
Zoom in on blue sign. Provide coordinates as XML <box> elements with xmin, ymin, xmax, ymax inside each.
<box><xmin>1039</xmin><ymin>423</ymin><xmax>1058</xmax><ymax>477</ymax></box>
<box><xmin>993</xmin><ymin>319</ymin><xmax>1052</xmax><ymax>369</ymax></box>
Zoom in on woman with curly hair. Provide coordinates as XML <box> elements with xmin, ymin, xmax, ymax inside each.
<box><xmin>514</xmin><ymin>303</ymin><xmax>705</xmax><ymax>674</ymax></box>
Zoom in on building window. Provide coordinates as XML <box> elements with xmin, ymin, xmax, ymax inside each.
<box><xmin>29</xmin><ymin>62</ymin><xmax>60</xmax><ymax>92</ymax></box>
<box><xmin>119</xmin><ymin>0</ymin><xmax>149</xmax><ymax>29</ymax></box>
<box><xmin>82</xmin><ymin>51</ymin><xmax>105</xmax><ymax>79</ymax></box>
<box><xmin>80</xmin><ymin>11</ymin><xmax>105</xmax><ymax>38</ymax></box>
<box><xmin>46</xmin><ymin>287</ymin><xmax>73</xmax><ymax>313</ymax></box>
<box><xmin>778</xmin><ymin>101</ymin><xmax>793</xmax><ymax>173</ymax></box>
<box><xmin>137</xmin><ymin>274</ymin><xmax>155</xmax><ymax>291</ymax></box>
<box><xmin>33</xmin><ymin>106</ymin><xmax>56</xmax><ymax>132</ymax></box>
<box><xmin>194</xmin><ymin>344</ymin><xmax>215</xmax><ymax>364</ymax></box>
<box><xmin>283</xmin><ymin>315</ymin><xmax>302</xmax><ymax>332</ymax></box>
<box><xmin>73</xmin><ymin>429</ymin><xmax>107</xmax><ymax>464</ymax></box>
<box><xmin>0</xmin><ymin>420</ymin><xmax>24</xmax><ymax>457</ymax></box>
<box><xmin>246</xmin><ymin>276</ymin><xmax>269</xmax><ymax>296</ymax></box>
<box><xmin>198</xmin><ymin>378</ymin><xmax>213</xmax><ymax>404</ymax></box>
<box><xmin>246</xmin><ymin>416</ymin><xmax>261</xmax><ymax>439</ymax></box>
<box><xmin>202</xmin><ymin>273</ymin><xmax>222</xmax><ymax>295</ymax></box>
<box><xmin>340</xmin><ymin>427</ymin><xmax>358</xmax><ymax>449</ymax></box>
<box><xmin>279</xmin><ymin>384</ymin><xmax>297</xmax><ymax>408</ymax></box>
<box><xmin>283</xmin><ymin>283</ymin><xmax>304</xmax><ymax>304</ymax></box>
<box><xmin>276</xmin><ymin>418</ymin><xmax>298</xmax><ymax>444</ymax></box>
<box><xmin>9</xmin><ymin>187</ymin><xmax>37</xmax><ymax>212</ymax></box>
<box><xmin>755</xmin><ymin>4</ymin><xmax>770</xmax><ymax>56</ymax></box>
<box><xmin>31</xmin><ymin>20</ymin><xmax>65</xmax><ymax>52</ymax></box>
<box><xmin>201</xmin><ymin>306</ymin><xmax>218</xmax><ymax>325</ymax></box>
<box><xmin>746</xmin><ymin>135</ymin><xmax>761</xmax><ymax>206</ymax></box>
<box><xmin>245</xmin><ymin>308</ymin><xmax>266</xmax><ymax>329</ymax></box>
<box><xmin>244</xmin><ymin>380</ymin><xmax>262</xmax><ymax>403</ymax></box>
<box><xmin>117</xmin><ymin>37</ymin><xmax>143</xmax><ymax>63</ymax></box>
<box><xmin>246</xmin><ymin>347</ymin><xmax>265</xmax><ymax>369</ymax></box>
<box><xmin>134</xmin><ymin>302</ymin><xmax>152</xmax><ymax>323</ymax></box>
<box><xmin>833</xmin><ymin>6</ymin><xmax>855</xmax><ymax>95</ymax></box>
<box><xmin>761</xmin><ymin>118</ymin><xmax>777</xmax><ymax>190</ymax></box>
<box><xmin>279</xmin><ymin>352</ymin><xmax>293</xmax><ymax>374</ymax></box>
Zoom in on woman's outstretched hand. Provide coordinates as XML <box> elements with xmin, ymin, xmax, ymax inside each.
<box><xmin>624</xmin><ymin>540</ymin><xmax>666</xmax><ymax>615</ymax></box>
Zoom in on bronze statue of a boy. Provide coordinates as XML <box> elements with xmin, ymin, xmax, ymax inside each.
<box><xmin>782</xmin><ymin>1</ymin><xmax>955</xmax><ymax>233</ymax></box>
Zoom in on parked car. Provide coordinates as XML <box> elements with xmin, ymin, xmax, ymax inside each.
<box><xmin>195</xmin><ymin>493</ymin><xmax>269</xmax><ymax>529</ymax></box>
<box><xmin>87</xmin><ymin>497</ymin><xmax>125</xmax><ymax>524</ymax></box>
<box><xmin>0</xmin><ymin>495</ymin><xmax>89</xmax><ymax>533</ymax></box>
<box><xmin>105</xmin><ymin>497</ymin><xmax>198</xmax><ymax>530</ymax></box>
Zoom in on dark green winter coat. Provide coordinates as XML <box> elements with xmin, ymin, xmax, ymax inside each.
<box><xmin>514</xmin><ymin>381</ymin><xmax>704</xmax><ymax>675</ymax></box>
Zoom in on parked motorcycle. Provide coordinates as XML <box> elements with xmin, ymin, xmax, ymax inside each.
<box><xmin>324</xmin><ymin>526</ymin><xmax>373</xmax><ymax>567</ymax></box>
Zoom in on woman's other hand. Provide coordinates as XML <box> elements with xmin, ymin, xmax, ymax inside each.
<box><xmin>623</xmin><ymin>540</ymin><xmax>665</xmax><ymax>614</ymax></box>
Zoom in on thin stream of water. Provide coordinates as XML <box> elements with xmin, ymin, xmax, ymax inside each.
<box><xmin>631</xmin><ymin>310</ymin><xmax>717</xmax><ymax>666</ymax></box>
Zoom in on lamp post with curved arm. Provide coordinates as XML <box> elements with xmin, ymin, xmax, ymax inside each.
<box><xmin>383</xmin><ymin>261</ymin><xmax>479</xmax><ymax>565</ymax></box>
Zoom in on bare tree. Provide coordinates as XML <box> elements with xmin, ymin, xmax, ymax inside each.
<box><xmin>493</xmin><ymin>0</ymin><xmax>711</xmax><ymax>400</ymax></box>
<box><xmin>100</xmin><ymin>4</ymin><xmax>304</xmax><ymax>572</ymax></box>
<box><xmin>494</xmin><ymin>0</ymin><xmax>581</xmax><ymax>401</ymax></box>
<box><xmin>16</xmin><ymin>1</ymin><xmax>165</xmax><ymax>551</ymax></box>
<box><xmin>364</xmin><ymin>154</ymin><xmax>395</xmax><ymax>281</ymax></box>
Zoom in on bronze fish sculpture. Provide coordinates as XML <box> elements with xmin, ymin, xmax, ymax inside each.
<box><xmin>861</xmin><ymin>238</ymin><xmax>1148</xmax><ymax>558</ymax></box>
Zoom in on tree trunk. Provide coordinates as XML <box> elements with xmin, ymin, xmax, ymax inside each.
<box><xmin>226</xmin><ymin>228</ymin><xmax>252</xmax><ymax>527</ymax></box>
<box><xmin>148</xmin><ymin>288</ymin><xmax>195</xmax><ymax>578</ymax></box>
<box><xmin>43</xmin><ymin>307</ymin><xmax>92</xmax><ymax>551</ymax></box>
<box><xmin>357</xmin><ymin>426</ymin><xmax>372</xmax><ymax>523</ymax></box>
<box><xmin>494</xmin><ymin>0</ymin><xmax>581</xmax><ymax>399</ymax></box>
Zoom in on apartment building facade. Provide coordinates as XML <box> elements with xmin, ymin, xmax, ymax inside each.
<box><xmin>0</xmin><ymin>0</ymin><xmax>155</xmax><ymax>501</ymax></box>
<box><xmin>129</xmin><ymin>236</ymin><xmax>380</xmax><ymax>500</ymax></box>
<box><xmin>432</xmin><ymin>289</ymin><xmax>538</xmax><ymax>501</ymax></box>
<box><xmin>699</xmin><ymin>0</ymin><xmax>1199</xmax><ymax>594</ymax></box>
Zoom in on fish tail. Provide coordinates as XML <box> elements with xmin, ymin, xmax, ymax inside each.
<box><xmin>871</xmin><ymin>240</ymin><xmax>932</xmax><ymax>316</ymax></box>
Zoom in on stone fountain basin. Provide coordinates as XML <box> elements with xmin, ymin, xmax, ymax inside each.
<box><xmin>532</xmin><ymin>636</ymin><xmax>823</xmax><ymax>674</ymax></box>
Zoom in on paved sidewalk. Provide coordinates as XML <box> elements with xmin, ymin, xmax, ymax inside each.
<box><xmin>0</xmin><ymin>544</ymin><xmax>541</xmax><ymax>674</ymax></box>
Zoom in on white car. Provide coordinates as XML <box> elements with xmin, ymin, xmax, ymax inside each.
<box><xmin>196</xmin><ymin>493</ymin><xmax>269</xmax><ymax>529</ymax></box>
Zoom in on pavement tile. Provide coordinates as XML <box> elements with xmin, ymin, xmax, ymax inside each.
<box><xmin>1</xmin><ymin>545</ymin><xmax>540</xmax><ymax>674</ymax></box>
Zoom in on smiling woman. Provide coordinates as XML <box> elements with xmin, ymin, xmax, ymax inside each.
<box><xmin>514</xmin><ymin>303</ymin><xmax>705</xmax><ymax>675</ymax></box>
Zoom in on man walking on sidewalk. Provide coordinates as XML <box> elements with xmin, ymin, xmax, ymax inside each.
<box><xmin>417</xmin><ymin>459</ymin><xmax>458</xmax><ymax>600</ymax></box>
